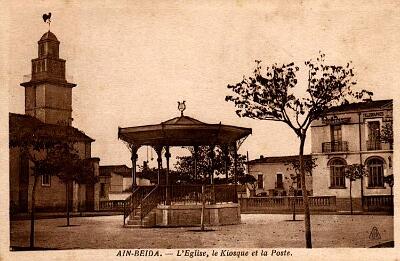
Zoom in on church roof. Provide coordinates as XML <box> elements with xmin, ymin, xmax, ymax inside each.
<box><xmin>9</xmin><ymin>113</ymin><xmax>94</xmax><ymax>145</ymax></box>
<box><xmin>39</xmin><ymin>31</ymin><xmax>59</xmax><ymax>42</ymax></box>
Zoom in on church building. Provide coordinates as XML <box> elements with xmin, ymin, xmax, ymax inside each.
<box><xmin>9</xmin><ymin>31</ymin><xmax>101</xmax><ymax>213</ymax></box>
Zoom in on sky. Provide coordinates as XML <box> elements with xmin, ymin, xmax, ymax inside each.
<box><xmin>3</xmin><ymin>0</ymin><xmax>399</xmax><ymax>168</ymax></box>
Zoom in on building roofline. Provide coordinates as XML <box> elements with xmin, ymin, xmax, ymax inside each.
<box><xmin>327</xmin><ymin>99</ymin><xmax>392</xmax><ymax>114</ymax></box>
<box><xmin>248</xmin><ymin>154</ymin><xmax>312</xmax><ymax>164</ymax></box>
<box><xmin>9</xmin><ymin>112</ymin><xmax>95</xmax><ymax>142</ymax></box>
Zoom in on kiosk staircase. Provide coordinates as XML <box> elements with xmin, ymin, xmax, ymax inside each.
<box><xmin>123</xmin><ymin>185</ymin><xmax>164</xmax><ymax>228</ymax></box>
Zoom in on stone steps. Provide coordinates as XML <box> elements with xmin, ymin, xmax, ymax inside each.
<box><xmin>125</xmin><ymin>208</ymin><xmax>156</xmax><ymax>228</ymax></box>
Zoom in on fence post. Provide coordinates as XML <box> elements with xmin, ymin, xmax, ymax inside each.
<box><xmin>201</xmin><ymin>185</ymin><xmax>205</xmax><ymax>231</ymax></box>
<box><xmin>241</xmin><ymin>198</ymin><xmax>246</xmax><ymax>212</ymax></box>
<box><xmin>284</xmin><ymin>197</ymin><xmax>289</xmax><ymax>211</ymax></box>
<box><xmin>123</xmin><ymin>201</ymin><xmax>126</xmax><ymax>226</ymax></box>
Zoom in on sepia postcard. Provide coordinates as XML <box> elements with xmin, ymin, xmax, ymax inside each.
<box><xmin>1</xmin><ymin>0</ymin><xmax>399</xmax><ymax>260</ymax></box>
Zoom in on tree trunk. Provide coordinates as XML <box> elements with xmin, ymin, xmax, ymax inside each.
<box><xmin>299</xmin><ymin>135</ymin><xmax>312</xmax><ymax>248</ymax></box>
<box><xmin>30</xmin><ymin>175</ymin><xmax>38</xmax><ymax>248</ymax></box>
<box><xmin>293</xmin><ymin>191</ymin><xmax>296</xmax><ymax>221</ymax></box>
<box><xmin>390</xmin><ymin>186</ymin><xmax>394</xmax><ymax>215</ymax></box>
<box><xmin>66</xmin><ymin>182</ymin><xmax>70</xmax><ymax>226</ymax></box>
<box><xmin>200</xmin><ymin>185</ymin><xmax>205</xmax><ymax>231</ymax></box>
<box><xmin>349</xmin><ymin>180</ymin><xmax>353</xmax><ymax>215</ymax></box>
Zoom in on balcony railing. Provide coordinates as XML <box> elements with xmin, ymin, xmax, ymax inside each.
<box><xmin>367</xmin><ymin>140</ymin><xmax>382</xmax><ymax>151</ymax></box>
<box><xmin>322</xmin><ymin>141</ymin><xmax>349</xmax><ymax>153</ymax></box>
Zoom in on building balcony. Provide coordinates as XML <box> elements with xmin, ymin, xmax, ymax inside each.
<box><xmin>322</xmin><ymin>141</ymin><xmax>349</xmax><ymax>153</ymax></box>
<box><xmin>367</xmin><ymin>140</ymin><xmax>382</xmax><ymax>151</ymax></box>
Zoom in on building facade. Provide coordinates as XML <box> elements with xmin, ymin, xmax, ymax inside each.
<box><xmin>311</xmin><ymin>99</ymin><xmax>393</xmax><ymax>211</ymax></box>
<box><xmin>248</xmin><ymin>155</ymin><xmax>313</xmax><ymax>197</ymax></box>
<box><xmin>9</xmin><ymin>31</ymin><xmax>100</xmax><ymax>213</ymax></box>
<box><xmin>99</xmin><ymin>165</ymin><xmax>152</xmax><ymax>201</ymax></box>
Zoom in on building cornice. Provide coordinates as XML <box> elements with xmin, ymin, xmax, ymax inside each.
<box><xmin>20</xmin><ymin>79</ymin><xmax>76</xmax><ymax>88</ymax></box>
<box><xmin>311</xmin><ymin>150</ymin><xmax>393</xmax><ymax>157</ymax></box>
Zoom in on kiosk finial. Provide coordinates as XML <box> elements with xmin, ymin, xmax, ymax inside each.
<box><xmin>177</xmin><ymin>101</ymin><xmax>186</xmax><ymax>116</ymax></box>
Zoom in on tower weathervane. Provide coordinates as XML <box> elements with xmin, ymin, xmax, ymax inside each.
<box><xmin>177</xmin><ymin>101</ymin><xmax>186</xmax><ymax>116</ymax></box>
<box><xmin>42</xmin><ymin>12</ymin><xmax>52</xmax><ymax>31</ymax></box>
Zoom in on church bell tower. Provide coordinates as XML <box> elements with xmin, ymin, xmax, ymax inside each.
<box><xmin>20</xmin><ymin>31</ymin><xmax>76</xmax><ymax>126</ymax></box>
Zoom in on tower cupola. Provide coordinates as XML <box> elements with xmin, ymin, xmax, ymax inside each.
<box><xmin>38</xmin><ymin>31</ymin><xmax>60</xmax><ymax>58</ymax></box>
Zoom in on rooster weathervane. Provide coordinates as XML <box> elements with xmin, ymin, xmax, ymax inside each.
<box><xmin>42</xmin><ymin>12</ymin><xmax>52</xmax><ymax>31</ymax></box>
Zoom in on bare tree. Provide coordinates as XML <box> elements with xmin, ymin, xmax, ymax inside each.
<box><xmin>225</xmin><ymin>52</ymin><xmax>372</xmax><ymax>248</ymax></box>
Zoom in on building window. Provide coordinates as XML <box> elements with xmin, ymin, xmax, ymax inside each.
<box><xmin>42</xmin><ymin>174</ymin><xmax>51</xmax><ymax>186</ymax></box>
<box><xmin>100</xmin><ymin>183</ymin><xmax>106</xmax><ymax>198</ymax></box>
<box><xmin>367</xmin><ymin>158</ymin><xmax>384</xmax><ymax>188</ymax></box>
<box><xmin>367</xmin><ymin>121</ymin><xmax>381</xmax><ymax>150</ymax></box>
<box><xmin>329</xmin><ymin>158</ymin><xmax>346</xmax><ymax>188</ymax></box>
<box><xmin>276</xmin><ymin>173</ymin><xmax>283</xmax><ymax>188</ymax></box>
<box><xmin>331</xmin><ymin>125</ymin><xmax>342</xmax><ymax>142</ymax></box>
<box><xmin>257</xmin><ymin>174</ymin><xmax>263</xmax><ymax>189</ymax></box>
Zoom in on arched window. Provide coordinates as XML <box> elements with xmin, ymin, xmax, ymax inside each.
<box><xmin>329</xmin><ymin>158</ymin><xmax>346</xmax><ymax>188</ymax></box>
<box><xmin>367</xmin><ymin>158</ymin><xmax>384</xmax><ymax>188</ymax></box>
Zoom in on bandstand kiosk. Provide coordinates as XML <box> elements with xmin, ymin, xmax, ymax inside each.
<box><xmin>118</xmin><ymin>103</ymin><xmax>252</xmax><ymax>227</ymax></box>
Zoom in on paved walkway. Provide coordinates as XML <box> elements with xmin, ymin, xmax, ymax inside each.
<box><xmin>10</xmin><ymin>214</ymin><xmax>393</xmax><ymax>249</ymax></box>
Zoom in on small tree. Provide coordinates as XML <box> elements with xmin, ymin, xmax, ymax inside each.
<box><xmin>344</xmin><ymin>164</ymin><xmax>368</xmax><ymax>215</ymax></box>
<box><xmin>384</xmin><ymin>174</ymin><xmax>394</xmax><ymax>196</ymax></box>
<box><xmin>285</xmin><ymin>157</ymin><xmax>317</xmax><ymax>221</ymax></box>
<box><xmin>381</xmin><ymin>122</ymin><xmax>393</xmax><ymax>149</ymax></box>
<box><xmin>286</xmin><ymin>175</ymin><xmax>300</xmax><ymax>220</ymax></box>
<box><xmin>139</xmin><ymin>165</ymin><xmax>159</xmax><ymax>185</ymax></box>
<box><xmin>238</xmin><ymin>174</ymin><xmax>257</xmax><ymax>196</ymax></box>
<box><xmin>226</xmin><ymin>52</ymin><xmax>372</xmax><ymax>247</ymax></box>
<box><xmin>9</xmin><ymin>121</ymin><xmax>94</xmax><ymax>247</ymax></box>
<box><xmin>27</xmin><ymin>145</ymin><xmax>63</xmax><ymax>247</ymax></box>
<box><xmin>56</xmin><ymin>146</ymin><xmax>98</xmax><ymax>226</ymax></box>
<box><xmin>175</xmin><ymin>146</ymin><xmax>246</xmax><ymax>184</ymax></box>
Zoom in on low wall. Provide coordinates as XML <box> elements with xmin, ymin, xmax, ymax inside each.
<box><xmin>336</xmin><ymin>197</ymin><xmax>362</xmax><ymax>212</ymax></box>
<box><xmin>99</xmin><ymin>200</ymin><xmax>125</xmax><ymax>212</ymax></box>
<box><xmin>155</xmin><ymin>203</ymin><xmax>241</xmax><ymax>227</ymax></box>
<box><xmin>240</xmin><ymin>195</ymin><xmax>394</xmax><ymax>213</ymax></box>
<box><xmin>240</xmin><ymin>196</ymin><xmax>337</xmax><ymax>214</ymax></box>
<box><xmin>363</xmin><ymin>195</ymin><xmax>393</xmax><ymax>212</ymax></box>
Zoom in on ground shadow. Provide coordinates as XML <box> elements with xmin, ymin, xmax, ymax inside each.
<box><xmin>187</xmin><ymin>229</ymin><xmax>215</xmax><ymax>232</ymax></box>
<box><xmin>10</xmin><ymin>246</ymin><xmax>60</xmax><ymax>251</ymax></box>
<box><xmin>58</xmin><ymin>224</ymin><xmax>81</xmax><ymax>227</ymax></box>
<box><xmin>370</xmin><ymin>241</ymin><xmax>394</xmax><ymax>248</ymax></box>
